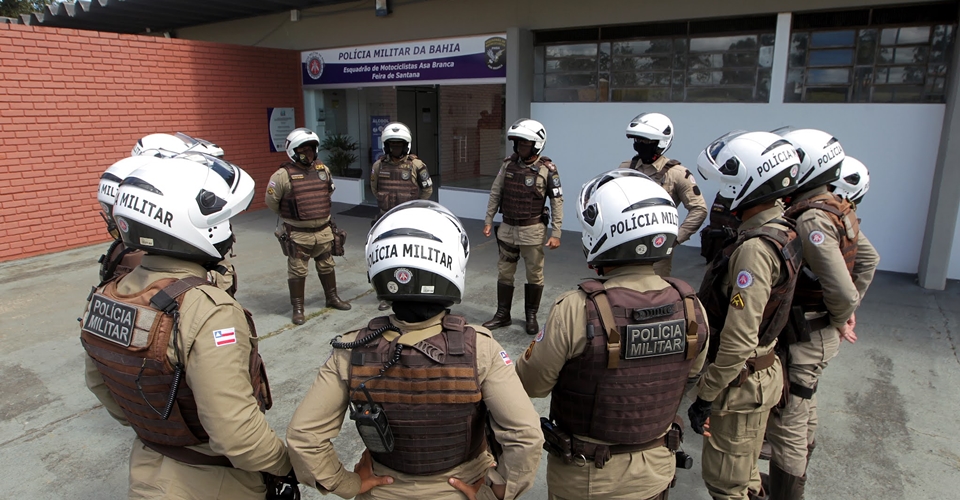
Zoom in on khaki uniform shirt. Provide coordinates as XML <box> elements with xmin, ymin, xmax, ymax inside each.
<box><xmin>370</xmin><ymin>155</ymin><xmax>433</xmax><ymax>202</ymax></box>
<box><xmin>484</xmin><ymin>158</ymin><xmax>564</xmax><ymax>244</ymax></box>
<box><xmin>265</xmin><ymin>161</ymin><xmax>335</xmax><ymax>230</ymax></box>
<box><xmin>85</xmin><ymin>255</ymin><xmax>291</xmax><ymax>474</ymax></box>
<box><xmin>792</xmin><ymin>186</ymin><xmax>880</xmax><ymax>329</ymax></box>
<box><xmin>286</xmin><ymin>312</ymin><xmax>543</xmax><ymax>500</ymax></box>
<box><xmin>619</xmin><ymin>156</ymin><xmax>708</xmax><ymax>244</ymax></box>
<box><xmin>697</xmin><ymin>206</ymin><xmax>785</xmax><ymax>405</ymax></box>
<box><xmin>516</xmin><ymin>265</ymin><xmax>707</xmax><ymax>498</ymax></box>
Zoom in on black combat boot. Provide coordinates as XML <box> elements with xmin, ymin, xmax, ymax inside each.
<box><xmin>769</xmin><ymin>461</ymin><xmax>805</xmax><ymax>500</ymax></box>
<box><xmin>482</xmin><ymin>282</ymin><xmax>514</xmax><ymax>329</ymax></box>
<box><xmin>524</xmin><ymin>283</ymin><xmax>544</xmax><ymax>335</ymax></box>
<box><xmin>319</xmin><ymin>271</ymin><xmax>351</xmax><ymax>310</ymax></box>
<box><xmin>288</xmin><ymin>277</ymin><xmax>306</xmax><ymax>325</ymax></box>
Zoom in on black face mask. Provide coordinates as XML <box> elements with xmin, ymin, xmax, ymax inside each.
<box><xmin>387</xmin><ymin>142</ymin><xmax>407</xmax><ymax>159</ymax></box>
<box><xmin>633</xmin><ymin>140</ymin><xmax>661</xmax><ymax>164</ymax></box>
<box><xmin>392</xmin><ymin>301</ymin><xmax>449</xmax><ymax>322</ymax></box>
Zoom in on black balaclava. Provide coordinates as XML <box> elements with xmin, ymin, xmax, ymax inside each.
<box><xmin>633</xmin><ymin>139</ymin><xmax>661</xmax><ymax>165</ymax></box>
<box><xmin>387</xmin><ymin>141</ymin><xmax>407</xmax><ymax>160</ymax></box>
<box><xmin>513</xmin><ymin>141</ymin><xmax>537</xmax><ymax>163</ymax></box>
<box><xmin>392</xmin><ymin>301</ymin><xmax>450</xmax><ymax>323</ymax></box>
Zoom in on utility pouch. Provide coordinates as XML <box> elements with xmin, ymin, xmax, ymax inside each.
<box><xmin>330</xmin><ymin>220</ymin><xmax>346</xmax><ymax>257</ymax></box>
<box><xmin>540</xmin><ymin>417</ymin><xmax>573</xmax><ymax>464</ymax></box>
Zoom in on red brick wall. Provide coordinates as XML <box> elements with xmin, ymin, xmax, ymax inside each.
<box><xmin>0</xmin><ymin>24</ymin><xmax>303</xmax><ymax>262</ymax></box>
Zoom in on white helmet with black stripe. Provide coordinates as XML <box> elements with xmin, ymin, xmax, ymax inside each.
<box><xmin>366</xmin><ymin>200</ymin><xmax>469</xmax><ymax>305</ymax></box>
<box><xmin>774</xmin><ymin>127</ymin><xmax>844</xmax><ymax>191</ymax></box>
<box><xmin>112</xmin><ymin>156</ymin><xmax>254</xmax><ymax>262</ymax></box>
<box><xmin>132</xmin><ymin>132</ymin><xmax>224</xmax><ymax>158</ymax></box>
<box><xmin>284</xmin><ymin>127</ymin><xmax>321</xmax><ymax>166</ymax></box>
<box><xmin>579</xmin><ymin>169</ymin><xmax>679</xmax><ymax>267</ymax></box>
<box><xmin>507</xmin><ymin>118</ymin><xmax>547</xmax><ymax>157</ymax></box>
<box><xmin>697</xmin><ymin>131</ymin><xmax>800</xmax><ymax>211</ymax></box>
<box><xmin>380</xmin><ymin>122</ymin><xmax>413</xmax><ymax>157</ymax></box>
<box><xmin>626</xmin><ymin>112</ymin><xmax>674</xmax><ymax>155</ymax></box>
<box><xmin>830</xmin><ymin>155</ymin><xmax>870</xmax><ymax>204</ymax></box>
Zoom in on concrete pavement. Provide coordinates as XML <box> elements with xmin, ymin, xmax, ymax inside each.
<box><xmin>1</xmin><ymin>203</ymin><xmax>958</xmax><ymax>499</ymax></box>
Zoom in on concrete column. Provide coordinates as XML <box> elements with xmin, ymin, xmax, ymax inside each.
<box><xmin>768</xmin><ymin>12</ymin><xmax>792</xmax><ymax>104</ymax></box>
<box><xmin>918</xmin><ymin>8</ymin><xmax>960</xmax><ymax>289</ymax></box>
<box><xmin>505</xmin><ymin>26</ymin><xmax>533</xmax><ymax>157</ymax></box>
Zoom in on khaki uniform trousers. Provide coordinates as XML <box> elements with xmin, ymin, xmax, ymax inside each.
<box><xmin>546</xmin><ymin>447</ymin><xmax>673</xmax><ymax>500</ymax></box>
<box><xmin>128</xmin><ymin>439</ymin><xmax>266</xmax><ymax>500</ymax></box>
<box><xmin>766</xmin><ymin>325</ymin><xmax>840</xmax><ymax>476</ymax></box>
<box><xmin>702</xmin><ymin>361</ymin><xmax>782</xmax><ymax>500</ymax></box>
<box><xmin>497</xmin><ymin>242</ymin><xmax>545</xmax><ymax>286</ymax></box>
<box><xmin>287</xmin><ymin>227</ymin><xmax>335</xmax><ymax>279</ymax></box>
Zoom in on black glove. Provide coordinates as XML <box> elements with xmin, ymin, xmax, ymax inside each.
<box><xmin>264</xmin><ymin>469</ymin><xmax>301</xmax><ymax>500</ymax></box>
<box><xmin>687</xmin><ymin>397</ymin><xmax>713</xmax><ymax>435</ymax></box>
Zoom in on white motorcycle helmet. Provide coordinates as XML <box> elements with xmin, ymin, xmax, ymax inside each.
<box><xmin>774</xmin><ymin>127</ymin><xmax>844</xmax><ymax>191</ymax></box>
<box><xmin>113</xmin><ymin>156</ymin><xmax>255</xmax><ymax>262</ymax></box>
<box><xmin>507</xmin><ymin>118</ymin><xmax>547</xmax><ymax>157</ymax></box>
<box><xmin>380</xmin><ymin>122</ymin><xmax>413</xmax><ymax>157</ymax></box>
<box><xmin>366</xmin><ymin>200</ymin><xmax>469</xmax><ymax>305</ymax></box>
<box><xmin>697</xmin><ymin>131</ymin><xmax>800</xmax><ymax>211</ymax></box>
<box><xmin>626</xmin><ymin>112</ymin><xmax>674</xmax><ymax>154</ymax></box>
<box><xmin>284</xmin><ymin>127</ymin><xmax>321</xmax><ymax>166</ymax></box>
<box><xmin>579</xmin><ymin>169</ymin><xmax>678</xmax><ymax>267</ymax></box>
<box><xmin>132</xmin><ymin>132</ymin><xmax>224</xmax><ymax>158</ymax></box>
<box><xmin>831</xmin><ymin>155</ymin><xmax>870</xmax><ymax>204</ymax></box>
<box><xmin>97</xmin><ymin>155</ymin><xmax>156</xmax><ymax>238</ymax></box>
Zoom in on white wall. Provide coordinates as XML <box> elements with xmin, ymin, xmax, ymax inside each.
<box><xmin>528</xmin><ymin>102</ymin><xmax>945</xmax><ymax>275</ymax></box>
<box><xmin>331</xmin><ymin>177</ymin><xmax>362</xmax><ymax>205</ymax></box>
<box><xmin>949</xmin><ymin>214</ymin><xmax>960</xmax><ymax>280</ymax></box>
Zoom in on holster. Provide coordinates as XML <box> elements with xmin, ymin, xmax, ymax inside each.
<box><xmin>787</xmin><ymin>305</ymin><xmax>812</xmax><ymax>344</ymax></box>
<box><xmin>665</xmin><ymin>417</ymin><xmax>683</xmax><ymax>452</ymax></box>
<box><xmin>330</xmin><ymin>220</ymin><xmax>346</xmax><ymax>257</ymax></box>
<box><xmin>274</xmin><ymin>227</ymin><xmax>290</xmax><ymax>257</ymax></box>
<box><xmin>540</xmin><ymin>417</ymin><xmax>573</xmax><ymax>465</ymax></box>
<box><xmin>540</xmin><ymin>206</ymin><xmax>550</xmax><ymax>226</ymax></box>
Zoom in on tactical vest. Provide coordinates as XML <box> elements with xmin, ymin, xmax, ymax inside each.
<box><xmin>80</xmin><ymin>277</ymin><xmax>271</xmax><ymax>450</ymax></box>
<box><xmin>699</xmin><ymin>196</ymin><xmax>742</xmax><ymax>263</ymax></box>
<box><xmin>374</xmin><ymin>155</ymin><xmax>420</xmax><ymax>213</ymax></box>
<box><xmin>279</xmin><ymin>162</ymin><xmax>332</xmax><ymax>221</ymax></box>
<box><xmin>551</xmin><ymin>278</ymin><xmax>706</xmax><ymax>445</ymax></box>
<box><xmin>500</xmin><ymin>155</ymin><xmax>549</xmax><ymax>224</ymax></box>
<box><xmin>784</xmin><ymin>193</ymin><xmax>860</xmax><ymax>311</ymax></box>
<box><xmin>99</xmin><ymin>239</ymin><xmax>144</xmax><ymax>284</ymax></box>
<box><xmin>347</xmin><ymin>314</ymin><xmax>487</xmax><ymax>475</ymax></box>
<box><xmin>698</xmin><ymin>220</ymin><xmax>803</xmax><ymax>360</ymax></box>
<box><xmin>627</xmin><ymin>157</ymin><xmax>682</xmax><ymax>188</ymax></box>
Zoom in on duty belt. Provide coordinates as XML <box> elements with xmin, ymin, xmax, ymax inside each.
<box><xmin>284</xmin><ymin>221</ymin><xmax>330</xmax><ymax>233</ymax></box>
<box><xmin>502</xmin><ymin>216</ymin><xmax>542</xmax><ymax>227</ymax></box>
<box><xmin>804</xmin><ymin>314</ymin><xmax>832</xmax><ymax>332</ymax></box>
<box><xmin>570</xmin><ymin>435</ymin><xmax>666</xmax><ymax>469</ymax></box>
<box><xmin>729</xmin><ymin>351</ymin><xmax>777</xmax><ymax>387</ymax></box>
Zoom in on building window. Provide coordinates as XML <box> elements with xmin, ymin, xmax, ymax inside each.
<box><xmin>534</xmin><ymin>17</ymin><xmax>776</xmax><ymax>103</ymax></box>
<box><xmin>786</xmin><ymin>4</ymin><xmax>957</xmax><ymax>103</ymax></box>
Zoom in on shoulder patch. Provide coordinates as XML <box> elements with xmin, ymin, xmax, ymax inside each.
<box><xmin>212</xmin><ymin>327</ymin><xmax>237</xmax><ymax>346</ymax></box>
<box><xmin>736</xmin><ymin>270</ymin><xmax>754</xmax><ymax>288</ymax></box>
<box><xmin>730</xmin><ymin>293</ymin><xmax>745</xmax><ymax>310</ymax></box>
<box><xmin>499</xmin><ymin>350</ymin><xmax>513</xmax><ymax>366</ymax></box>
<box><xmin>535</xmin><ymin>328</ymin><xmax>545</xmax><ymax>342</ymax></box>
<box><xmin>809</xmin><ymin>230</ymin><xmax>825</xmax><ymax>246</ymax></box>
<box><xmin>523</xmin><ymin>341</ymin><xmax>535</xmax><ymax>360</ymax></box>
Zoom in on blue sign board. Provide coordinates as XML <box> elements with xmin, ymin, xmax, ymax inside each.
<box><xmin>370</xmin><ymin>116</ymin><xmax>391</xmax><ymax>162</ymax></box>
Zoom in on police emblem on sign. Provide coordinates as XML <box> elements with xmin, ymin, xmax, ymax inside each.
<box><xmin>82</xmin><ymin>294</ymin><xmax>137</xmax><ymax>347</ymax></box>
<box><xmin>484</xmin><ymin>36</ymin><xmax>506</xmax><ymax>70</ymax></box>
<box><xmin>623</xmin><ymin>319</ymin><xmax>686</xmax><ymax>359</ymax></box>
<box><xmin>306</xmin><ymin>52</ymin><xmax>325</xmax><ymax>80</ymax></box>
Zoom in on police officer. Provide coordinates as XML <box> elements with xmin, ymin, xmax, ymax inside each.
<box><xmin>483</xmin><ymin>118</ymin><xmax>563</xmax><ymax>335</ymax></box>
<box><xmin>619</xmin><ymin>113</ymin><xmax>707</xmax><ymax>276</ymax></box>
<box><xmin>766</xmin><ymin>130</ymin><xmax>880</xmax><ymax>499</ymax></box>
<box><xmin>97</xmin><ymin>151</ymin><xmax>239</xmax><ymax>295</ymax></box>
<box><xmin>516</xmin><ymin>169</ymin><xmax>708</xmax><ymax>500</ymax></box>
<box><xmin>287</xmin><ymin>200</ymin><xmax>543</xmax><ymax>500</ymax></box>
<box><xmin>830</xmin><ymin>155</ymin><xmax>870</xmax><ymax>206</ymax></box>
<box><xmin>266</xmin><ymin>127</ymin><xmax>350</xmax><ymax>326</ymax></box>
<box><xmin>689</xmin><ymin>131</ymin><xmax>804</xmax><ymax>500</ymax></box>
<box><xmin>370</xmin><ymin>122</ymin><xmax>433</xmax><ymax>311</ymax></box>
<box><xmin>82</xmin><ymin>158</ymin><xmax>297</xmax><ymax>499</ymax></box>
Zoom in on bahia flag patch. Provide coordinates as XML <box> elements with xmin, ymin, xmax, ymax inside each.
<box><xmin>213</xmin><ymin>328</ymin><xmax>237</xmax><ymax>347</ymax></box>
<box><xmin>499</xmin><ymin>350</ymin><xmax>513</xmax><ymax>366</ymax></box>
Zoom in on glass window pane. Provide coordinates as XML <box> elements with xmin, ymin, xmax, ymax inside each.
<box><xmin>857</xmin><ymin>29</ymin><xmax>878</xmax><ymax>65</ymax></box>
<box><xmin>599</xmin><ymin>73</ymin><xmax>610</xmax><ymax>102</ymax></box>
<box><xmin>790</xmin><ymin>33</ymin><xmax>809</xmax><ymax>67</ymax></box>
<box><xmin>671</xmin><ymin>75</ymin><xmax>684</xmax><ymax>102</ymax></box>
<box><xmin>875</xmin><ymin>67</ymin><xmax>889</xmax><ymax>84</ymax></box>
<box><xmin>810</xmin><ymin>30</ymin><xmax>855</xmax><ymax>48</ymax></box>
<box><xmin>688</xmin><ymin>54</ymin><xmax>723</xmax><ymax>70</ymax></box>
<box><xmin>757</xmin><ymin>68</ymin><xmax>771</xmax><ymax>103</ymax></box>
<box><xmin>684</xmin><ymin>87</ymin><xmax>755</xmax><ymax>102</ymax></box>
<box><xmin>884</xmin><ymin>66</ymin><xmax>926</xmax><ymax>84</ymax></box>
<box><xmin>804</xmin><ymin>87</ymin><xmax>850</xmax><ymax>102</ymax></box>
<box><xmin>880</xmin><ymin>28</ymin><xmax>898</xmax><ymax>45</ymax></box>
<box><xmin>612</xmin><ymin>71</ymin><xmax>671</xmax><ymax>87</ymax></box>
<box><xmin>807</xmin><ymin>68</ymin><xmax>851</xmax><ymax>84</ymax></box>
<box><xmin>534</xmin><ymin>46</ymin><xmax>545</xmax><ymax>73</ymax></box>
<box><xmin>760</xmin><ymin>33</ymin><xmax>776</xmax><ymax>46</ymax></box>
<box><xmin>611</xmin><ymin>88</ymin><xmax>671</xmax><ymax>102</ymax></box>
<box><xmin>599</xmin><ymin>43</ymin><xmax>611</xmax><ymax>71</ymax></box>
<box><xmin>545</xmin><ymin>73</ymin><xmax>597</xmax><ymax>88</ymax></box>
<box><xmin>690</xmin><ymin>35</ymin><xmax>757</xmax><ymax>52</ymax></box>
<box><xmin>688</xmin><ymin>70</ymin><xmax>719</xmax><ymax>86</ymax></box>
<box><xmin>897</xmin><ymin>27</ymin><xmax>931</xmax><ymax>45</ymax></box>
<box><xmin>784</xmin><ymin>68</ymin><xmax>804</xmax><ymax>102</ymax></box>
<box><xmin>613</xmin><ymin>55</ymin><xmax>673</xmax><ymax>71</ymax></box>
<box><xmin>546</xmin><ymin>44</ymin><xmax>597</xmax><ymax>58</ymax></box>
<box><xmin>674</xmin><ymin>38</ymin><xmax>688</xmax><ymax>53</ymax></box>
<box><xmin>930</xmin><ymin>25</ymin><xmax>955</xmax><ymax>63</ymax></box>
<box><xmin>673</xmin><ymin>53</ymin><xmax>686</xmax><ymax>70</ymax></box>
<box><xmin>808</xmin><ymin>49</ymin><xmax>854</xmax><ymax>66</ymax></box>
<box><xmin>893</xmin><ymin>46</ymin><xmax>928</xmax><ymax>64</ymax></box>
<box><xmin>614</xmin><ymin>39</ymin><xmax>674</xmax><ymax>55</ymax></box>
<box><xmin>544</xmin><ymin>88</ymin><xmax>596</xmax><ymax>102</ymax></box>
<box><xmin>546</xmin><ymin>58</ymin><xmax>597</xmax><ymax>72</ymax></box>
<box><xmin>759</xmin><ymin>45</ymin><xmax>774</xmax><ymax>67</ymax></box>
<box><xmin>853</xmin><ymin>67</ymin><xmax>873</xmax><ymax>102</ymax></box>
<box><xmin>878</xmin><ymin>47</ymin><xmax>893</xmax><ymax>64</ymax></box>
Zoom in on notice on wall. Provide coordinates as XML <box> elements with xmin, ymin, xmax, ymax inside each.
<box><xmin>301</xmin><ymin>33</ymin><xmax>506</xmax><ymax>89</ymax></box>
<box><xmin>268</xmin><ymin>108</ymin><xmax>296</xmax><ymax>152</ymax></box>
<box><xmin>370</xmin><ymin>115</ymin><xmax>391</xmax><ymax>162</ymax></box>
